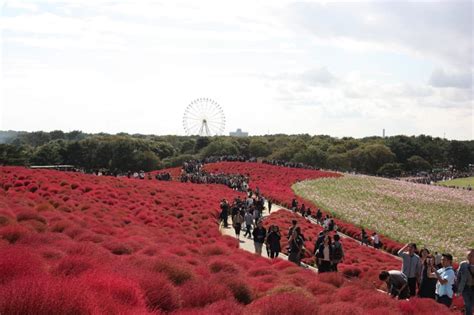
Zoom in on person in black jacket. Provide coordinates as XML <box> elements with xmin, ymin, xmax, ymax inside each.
<box><xmin>288</xmin><ymin>227</ymin><xmax>305</xmax><ymax>266</ymax></box>
<box><xmin>315</xmin><ymin>235</ymin><xmax>333</xmax><ymax>273</ymax></box>
<box><xmin>252</xmin><ymin>220</ymin><xmax>267</xmax><ymax>256</ymax></box>
<box><xmin>219</xmin><ymin>199</ymin><xmax>229</xmax><ymax>228</ymax></box>
<box><xmin>266</xmin><ymin>225</ymin><xmax>281</xmax><ymax>258</ymax></box>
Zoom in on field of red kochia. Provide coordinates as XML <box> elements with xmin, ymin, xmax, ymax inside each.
<box><xmin>0</xmin><ymin>166</ymin><xmax>455</xmax><ymax>314</ymax></box>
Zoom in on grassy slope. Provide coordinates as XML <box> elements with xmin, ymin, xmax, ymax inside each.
<box><xmin>437</xmin><ymin>176</ymin><xmax>474</xmax><ymax>188</ymax></box>
<box><xmin>293</xmin><ymin>174</ymin><xmax>474</xmax><ymax>259</ymax></box>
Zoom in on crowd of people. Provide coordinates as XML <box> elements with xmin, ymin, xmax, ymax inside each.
<box><xmin>220</xmin><ymin>190</ymin><xmax>472</xmax><ymax>313</ymax></box>
<box><xmin>180</xmin><ymin>171</ymin><xmax>249</xmax><ymax>191</ymax></box>
<box><xmin>181</xmin><ymin>159</ymin><xmax>250</xmax><ymax>191</ymax></box>
<box><xmin>262</xmin><ymin>159</ymin><xmax>320</xmax><ymax>170</ymax></box>
<box><xmin>379</xmin><ymin>244</ymin><xmax>473</xmax><ymax>314</ymax></box>
<box><xmin>400</xmin><ymin>169</ymin><xmax>473</xmax><ymax>190</ymax></box>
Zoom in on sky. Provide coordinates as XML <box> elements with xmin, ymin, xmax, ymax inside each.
<box><xmin>0</xmin><ymin>0</ymin><xmax>473</xmax><ymax>139</ymax></box>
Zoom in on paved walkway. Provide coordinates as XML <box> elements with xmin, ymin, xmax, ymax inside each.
<box><xmin>220</xmin><ymin>201</ymin><xmax>318</xmax><ymax>272</ymax></box>
<box><xmin>220</xmin><ymin>199</ymin><xmax>400</xmax><ymax>272</ymax></box>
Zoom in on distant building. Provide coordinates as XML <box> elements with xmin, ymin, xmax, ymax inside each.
<box><xmin>229</xmin><ymin>128</ymin><xmax>248</xmax><ymax>137</ymax></box>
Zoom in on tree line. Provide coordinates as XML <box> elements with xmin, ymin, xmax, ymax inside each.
<box><xmin>0</xmin><ymin>130</ymin><xmax>472</xmax><ymax>177</ymax></box>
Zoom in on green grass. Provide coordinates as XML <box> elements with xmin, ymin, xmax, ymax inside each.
<box><xmin>437</xmin><ymin>176</ymin><xmax>474</xmax><ymax>189</ymax></box>
<box><xmin>293</xmin><ymin>174</ymin><xmax>474</xmax><ymax>260</ymax></box>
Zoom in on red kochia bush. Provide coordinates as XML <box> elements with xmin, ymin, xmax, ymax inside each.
<box><xmin>0</xmin><ymin>276</ymin><xmax>95</xmax><ymax>315</ymax></box>
<box><xmin>0</xmin><ymin>167</ymin><xmax>457</xmax><ymax>314</ymax></box>
<box><xmin>139</xmin><ymin>273</ymin><xmax>181</xmax><ymax>312</ymax></box>
<box><xmin>179</xmin><ymin>279</ymin><xmax>231</xmax><ymax>308</ymax></box>
<box><xmin>245</xmin><ymin>292</ymin><xmax>319</xmax><ymax>315</ymax></box>
<box><xmin>0</xmin><ymin>247</ymin><xmax>46</xmax><ymax>285</ymax></box>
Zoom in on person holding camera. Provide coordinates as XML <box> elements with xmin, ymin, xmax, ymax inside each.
<box><xmin>418</xmin><ymin>248</ymin><xmax>437</xmax><ymax>299</ymax></box>
<box><xmin>430</xmin><ymin>253</ymin><xmax>456</xmax><ymax>308</ymax></box>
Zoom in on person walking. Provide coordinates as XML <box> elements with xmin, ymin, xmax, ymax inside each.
<box><xmin>266</xmin><ymin>225</ymin><xmax>281</xmax><ymax>258</ymax></box>
<box><xmin>243</xmin><ymin>211</ymin><xmax>254</xmax><ymax>239</ymax></box>
<box><xmin>456</xmin><ymin>249</ymin><xmax>474</xmax><ymax>315</ymax></box>
<box><xmin>232</xmin><ymin>211</ymin><xmax>244</xmax><ymax>241</ymax></box>
<box><xmin>372</xmin><ymin>232</ymin><xmax>381</xmax><ymax>249</ymax></box>
<box><xmin>252</xmin><ymin>220</ymin><xmax>267</xmax><ymax>256</ymax></box>
<box><xmin>360</xmin><ymin>228</ymin><xmax>369</xmax><ymax>246</ymax></box>
<box><xmin>331</xmin><ymin>234</ymin><xmax>344</xmax><ymax>272</ymax></box>
<box><xmin>267</xmin><ymin>199</ymin><xmax>273</xmax><ymax>214</ymax></box>
<box><xmin>398</xmin><ymin>243</ymin><xmax>421</xmax><ymax>297</ymax></box>
<box><xmin>288</xmin><ymin>227</ymin><xmax>305</xmax><ymax>266</ymax></box>
<box><xmin>287</xmin><ymin>220</ymin><xmax>298</xmax><ymax>240</ymax></box>
<box><xmin>315</xmin><ymin>235</ymin><xmax>333</xmax><ymax>273</ymax></box>
<box><xmin>220</xmin><ymin>199</ymin><xmax>229</xmax><ymax>228</ymax></box>
<box><xmin>430</xmin><ymin>253</ymin><xmax>456</xmax><ymax>308</ymax></box>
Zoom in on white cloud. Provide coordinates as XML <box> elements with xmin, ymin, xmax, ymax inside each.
<box><xmin>0</xmin><ymin>0</ymin><xmax>472</xmax><ymax>140</ymax></box>
<box><xmin>429</xmin><ymin>68</ymin><xmax>473</xmax><ymax>89</ymax></box>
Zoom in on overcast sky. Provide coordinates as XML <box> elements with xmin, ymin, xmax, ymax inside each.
<box><xmin>0</xmin><ymin>0</ymin><xmax>472</xmax><ymax>139</ymax></box>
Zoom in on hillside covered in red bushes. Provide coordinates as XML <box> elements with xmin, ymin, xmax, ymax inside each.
<box><xmin>0</xmin><ymin>166</ymin><xmax>454</xmax><ymax>314</ymax></box>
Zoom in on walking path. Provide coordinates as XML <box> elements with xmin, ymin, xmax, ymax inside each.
<box><xmin>219</xmin><ymin>199</ymin><xmax>400</xmax><ymax>274</ymax></box>
<box><xmin>220</xmin><ymin>201</ymin><xmax>317</xmax><ymax>272</ymax></box>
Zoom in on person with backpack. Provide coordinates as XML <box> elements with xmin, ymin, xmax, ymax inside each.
<box><xmin>456</xmin><ymin>249</ymin><xmax>474</xmax><ymax>315</ymax></box>
<box><xmin>332</xmin><ymin>234</ymin><xmax>344</xmax><ymax>272</ymax></box>
<box><xmin>430</xmin><ymin>253</ymin><xmax>456</xmax><ymax>308</ymax></box>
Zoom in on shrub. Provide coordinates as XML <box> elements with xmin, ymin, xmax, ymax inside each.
<box><xmin>139</xmin><ymin>274</ymin><xmax>181</xmax><ymax>312</ymax></box>
<box><xmin>0</xmin><ymin>224</ymin><xmax>30</xmax><ymax>244</ymax></box>
<box><xmin>245</xmin><ymin>292</ymin><xmax>319</xmax><ymax>315</ymax></box>
<box><xmin>0</xmin><ymin>277</ymin><xmax>95</xmax><ymax>315</ymax></box>
<box><xmin>152</xmin><ymin>259</ymin><xmax>194</xmax><ymax>285</ymax></box>
<box><xmin>16</xmin><ymin>211</ymin><xmax>47</xmax><ymax>224</ymax></box>
<box><xmin>0</xmin><ymin>247</ymin><xmax>46</xmax><ymax>285</ymax></box>
<box><xmin>179</xmin><ymin>279</ymin><xmax>230</xmax><ymax>308</ymax></box>
<box><xmin>53</xmin><ymin>255</ymin><xmax>94</xmax><ymax>277</ymax></box>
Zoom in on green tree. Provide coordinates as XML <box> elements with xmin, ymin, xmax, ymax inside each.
<box><xmin>407</xmin><ymin>155</ymin><xmax>432</xmax><ymax>172</ymax></box>
<box><xmin>194</xmin><ymin>137</ymin><xmax>210</xmax><ymax>152</ymax></box>
<box><xmin>447</xmin><ymin>141</ymin><xmax>471</xmax><ymax>170</ymax></box>
<box><xmin>134</xmin><ymin>150</ymin><xmax>160</xmax><ymax>171</ymax></box>
<box><xmin>30</xmin><ymin>140</ymin><xmax>67</xmax><ymax>165</ymax></box>
<box><xmin>201</xmin><ymin>139</ymin><xmax>239</xmax><ymax>157</ymax></box>
<box><xmin>326</xmin><ymin>153</ymin><xmax>351</xmax><ymax>171</ymax></box>
<box><xmin>377</xmin><ymin>163</ymin><xmax>403</xmax><ymax>177</ymax></box>
<box><xmin>248</xmin><ymin>139</ymin><xmax>271</xmax><ymax>157</ymax></box>
<box><xmin>292</xmin><ymin>145</ymin><xmax>327</xmax><ymax>167</ymax></box>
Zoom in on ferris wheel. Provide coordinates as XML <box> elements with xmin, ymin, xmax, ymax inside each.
<box><xmin>183</xmin><ymin>98</ymin><xmax>226</xmax><ymax>136</ymax></box>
